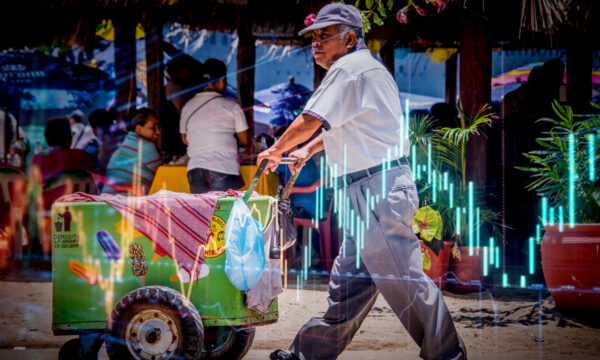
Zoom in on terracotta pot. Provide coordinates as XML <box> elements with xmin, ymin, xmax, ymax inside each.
<box><xmin>541</xmin><ymin>224</ymin><xmax>600</xmax><ymax>311</ymax></box>
<box><xmin>420</xmin><ymin>240</ymin><xmax>453</xmax><ymax>290</ymax></box>
<box><xmin>448</xmin><ymin>246</ymin><xmax>487</xmax><ymax>293</ymax></box>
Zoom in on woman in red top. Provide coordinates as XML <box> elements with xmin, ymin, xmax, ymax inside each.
<box><xmin>30</xmin><ymin>118</ymin><xmax>95</xmax><ymax>254</ymax></box>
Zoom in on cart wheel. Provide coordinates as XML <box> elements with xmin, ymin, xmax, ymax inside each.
<box><xmin>105</xmin><ymin>286</ymin><xmax>204</xmax><ymax>360</ymax></box>
<box><xmin>200</xmin><ymin>326</ymin><xmax>255</xmax><ymax>359</ymax></box>
<box><xmin>59</xmin><ymin>338</ymin><xmax>83</xmax><ymax>360</ymax></box>
<box><xmin>58</xmin><ymin>335</ymin><xmax>102</xmax><ymax>360</ymax></box>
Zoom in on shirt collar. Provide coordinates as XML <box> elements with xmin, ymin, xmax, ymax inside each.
<box><xmin>330</xmin><ymin>42</ymin><xmax>367</xmax><ymax>66</ymax></box>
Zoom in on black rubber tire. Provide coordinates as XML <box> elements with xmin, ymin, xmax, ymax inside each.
<box><xmin>200</xmin><ymin>326</ymin><xmax>255</xmax><ymax>360</ymax></box>
<box><xmin>105</xmin><ymin>286</ymin><xmax>204</xmax><ymax>360</ymax></box>
<box><xmin>58</xmin><ymin>338</ymin><xmax>83</xmax><ymax>360</ymax></box>
<box><xmin>58</xmin><ymin>335</ymin><xmax>102</xmax><ymax>360</ymax></box>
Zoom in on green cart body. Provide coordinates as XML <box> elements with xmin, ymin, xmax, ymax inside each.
<box><xmin>52</xmin><ymin>195</ymin><xmax>278</xmax><ymax>358</ymax></box>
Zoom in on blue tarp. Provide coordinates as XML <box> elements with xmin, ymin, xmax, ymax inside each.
<box><xmin>1</xmin><ymin>52</ymin><xmax>114</xmax><ymax>111</ymax></box>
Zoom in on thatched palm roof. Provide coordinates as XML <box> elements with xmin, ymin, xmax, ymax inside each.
<box><xmin>0</xmin><ymin>0</ymin><xmax>330</xmax><ymax>51</ymax></box>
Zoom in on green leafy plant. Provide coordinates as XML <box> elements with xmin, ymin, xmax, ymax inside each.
<box><xmin>352</xmin><ymin>0</ymin><xmax>451</xmax><ymax>32</ymax></box>
<box><xmin>409</xmin><ymin>103</ymin><xmax>504</xmax><ymax>253</ymax></box>
<box><xmin>412</xmin><ymin>205</ymin><xmax>443</xmax><ymax>255</ymax></box>
<box><xmin>516</xmin><ymin>101</ymin><xmax>600</xmax><ymax>223</ymax></box>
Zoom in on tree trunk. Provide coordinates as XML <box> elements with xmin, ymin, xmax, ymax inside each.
<box><xmin>566</xmin><ymin>31</ymin><xmax>592</xmax><ymax>113</ymax></box>
<box><xmin>313</xmin><ymin>59</ymin><xmax>327</xmax><ymax>90</ymax></box>
<box><xmin>380</xmin><ymin>39</ymin><xmax>395</xmax><ymax>78</ymax></box>
<box><xmin>236</xmin><ymin>21</ymin><xmax>256</xmax><ymax>140</ymax></box>
<box><xmin>459</xmin><ymin>12</ymin><xmax>491</xmax><ymax>187</ymax></box>
<box><xmin>113</xmin><ymin>12</ymin><xmax>137</xmax><ymax>120</ymax></box>
<box><xmin>144</xmin><ymin>10</ymin><xmax>163</xmax><ymax>116</ymax></box>
<box><xmin>445</xmin><ymin>53</ymin><xmax>457</xmax><ymax>107</ymax></box>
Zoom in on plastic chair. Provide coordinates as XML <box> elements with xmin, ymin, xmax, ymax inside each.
<box><xmin>37</xmin><ymin>169</ymin><xmax>98</xmax><ymax>255</ymax></box>
<box><xmin>0</xmin><ymin>166</ymin><xmax>28</xmax><ymax>261</ymax></box>
<box><xmin>289</xmin><ymin>178</ymin><xmax>336</xmax><ymax>272</ymax></box>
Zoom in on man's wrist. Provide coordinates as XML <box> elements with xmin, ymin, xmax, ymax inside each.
<box><xmin>268</xmin><ymin>146</ymin><xmax>284</xmax><ymax>157</ymax></box>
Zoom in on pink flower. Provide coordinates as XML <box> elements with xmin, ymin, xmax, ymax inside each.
<box><xmin>432</xmin><ymin>0</ymin><xmax>448</xmax><ymax>13</ymax></box>
<box><xmin>415</xmin><ymin>6</ymin><xmax>426</xmax><ymax>16</ymax></box>
<box><xmin>304</xmin><ymin>13</ymin><xmax>317</xmax><ymax>27</ymax></box>
<box><xmin>396</xmin><ymin>7</ymin><xmax>408</xmax><ymax>24</ymax></box>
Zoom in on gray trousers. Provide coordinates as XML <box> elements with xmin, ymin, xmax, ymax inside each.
<box><xmin>290</xmin><ymin>165</ymin><xmax>466</xmax><ymax>360</ymax></box>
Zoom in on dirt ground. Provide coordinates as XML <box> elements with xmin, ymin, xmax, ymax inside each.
<box><xmin>1</xmin><ymin>281</ymin><xmax>599</xmax><ymax>359</ymax></box>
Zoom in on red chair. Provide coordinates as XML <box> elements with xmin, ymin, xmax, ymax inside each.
<box><xmin>288</xmin><ymin>178</ymin><xmax>336</xmax><ymax>272</ymax></box>
<box><xmin>0</xmin><ymin>166</ymin><xmax>28</xmax><ymax>262</ymax></box>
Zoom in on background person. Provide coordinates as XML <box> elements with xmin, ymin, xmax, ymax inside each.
<box><xmin>31</xmin><ymin>118</ymin><xmax>95</xmax><ymax>185</ymax></box>
<box><xmin>162</xmin><ymin>54</ymin><xmax>203</xmax><ymax>162</ymax></box>
<box><xmin>180</xmin><ymin>58</ymin><xmax>253</xmax><ymax>193</ymax></box>
<box><xmin>68</xmin><ymin>109</ymin><xmax>97</xmax><ymax>152</ymax></box>
<box><xmin>259</xmin><ymin>4</ymin><xmax>466</xmax><ymax>360</ymax></box>
<box><xmin>103</xmin><ymin>108</ymin><xmax>162</xmax><ymax>195</ymax></box>
<box><xmin>30</xmin><ymin>118</ymin><xmax>95</xmax><ymax>254</ymax></box>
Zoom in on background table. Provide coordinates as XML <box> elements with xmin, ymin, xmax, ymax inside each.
<box><xmin>148</xmin><ymin>165</ymin><xmax>282</xmax><ymax>196</ymax></box>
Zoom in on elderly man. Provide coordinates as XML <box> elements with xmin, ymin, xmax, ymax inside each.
<box><xmin>258</xmin><ymin>3</ymin><xmax>467</xmax><ymax>360</ymax></box>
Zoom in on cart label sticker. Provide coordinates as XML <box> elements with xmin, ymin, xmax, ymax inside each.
<box><xmin>53</xmin><ymin>207</ymin><xmax>80</xmax><ymax>248</ymax></box>
<box><xmin>114</xmin><ymin>219</ymin><xmax>143</xmax><ymax>239</ymax></box>
<box><xmin>205</xmin><ymin>215</ymin><xmax>226</xmax><ymax>258</ymax></box>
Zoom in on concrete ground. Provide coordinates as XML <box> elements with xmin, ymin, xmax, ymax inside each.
<box><xmin>1</xmin><ymin>279</ymin><xmax>600</xmax><ymax>359</ymax></box>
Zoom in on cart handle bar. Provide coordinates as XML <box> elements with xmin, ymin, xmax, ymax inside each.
<box><xmin>243</xmin><ymin>158</ymin><xmax>298</xmax><ymax>203</ymax></box>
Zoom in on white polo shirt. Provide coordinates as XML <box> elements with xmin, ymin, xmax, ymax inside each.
<box><xmin>180</xmin><ymin>92</ymin><xmax>249</xmax><ymax>175</ymax></box>
<box><xmin>302</xmin><ymin>48</ymin><xmax>409</xmax><ymax>175</ymax></box>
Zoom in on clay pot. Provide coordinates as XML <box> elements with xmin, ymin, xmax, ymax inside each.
<box><xmin>420</xmin><ymin>240</ymin><xmax>453</xmax><ymax>290</ymax></box>
<box><xmin>541</xmin><ymin>224</ymin><xmax>600</xmax><ymax>311</ymax></box>
<box><xmin>447</xmin><ymin>246</ymin><xmax>487</xmax><ymax>293</ymax></box>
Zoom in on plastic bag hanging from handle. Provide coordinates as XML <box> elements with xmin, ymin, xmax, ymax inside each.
<box><xmin>224</xmin><ymin>199</ymin><xmax>266</xmax><ymax>291</ymax></box>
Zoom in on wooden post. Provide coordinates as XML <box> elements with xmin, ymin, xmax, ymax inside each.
<box><xmin>445</xmin><ymin>52</ymin><xmax>457</xmax><ymax>106</ymax></box>
<box><xmin>566</xmin><ymin>32</ymin><xmax>592</xmax><ymax>112</ymax></box>
<box><xmin>113</xmin><ymin>12</ymin><xmax>137</xmax><ymax>120</ymax></box>
<box><xmin>144</xmin><ymin>9</ymin><xmax>164</xmax><ymax>116</ymax></box>
<box><xmin>237</xmin><ymin>20</ymin><xmax>256</xmax><ymax>140</ymax></box>
<box><xmin>313</xmin><ymin>59</ymin><xmax>327</xmax><ymax>90</ymax></box>
<box><xmin>459</xmin><ymin>12</ymin><xmax>491</xmax><ymax>187</ymax></box>
<box><xmin>380</xmin><ymin>39</ymin><xmax>395</xmax><ymax>78</ymax></box>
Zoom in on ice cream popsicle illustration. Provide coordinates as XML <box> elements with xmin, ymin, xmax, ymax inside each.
<box><xmin>129</xmin><ymin>243</ymin><xmax>148</xmax><ymax>286</ymax></box>
<box><xmin>68</xmin><ymin>259</ymin><xmax>100</xmax><ymax>286</ymax></box>
<box><xmin>96</xmin><ymin>230</ymin><xmax>122</xmax><ymax>262</ymax></box>
<box><xmin>151</xmin><ymin>243</ymin><xmax>168</xmax><ymax>264</ymax></box>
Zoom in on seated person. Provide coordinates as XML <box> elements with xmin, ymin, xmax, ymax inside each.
<box><xmin>30</xmin><ymin>118</ymin><xmax>96</xmax><ymax>255</ymax></box>
<box><xmin>31</xmin><ymin>118</ymin><xmax>95</xmax><ymax>187</ymax></box>
<box><xmin>104</xmin><ymin>108</ymin><xmax>162</xmax><ymax>195</ymax></box>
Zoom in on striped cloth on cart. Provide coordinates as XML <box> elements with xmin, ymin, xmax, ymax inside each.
<box><xmin>58</xmin><ymin>190</ymin><xmax>247</xmax><ymax>278</ymax></box>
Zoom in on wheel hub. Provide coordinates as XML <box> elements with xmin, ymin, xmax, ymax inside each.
<box><xmin>126</xmin><ymin>309</ymin><xmax>181</xmax><ymax>359</ymax></box>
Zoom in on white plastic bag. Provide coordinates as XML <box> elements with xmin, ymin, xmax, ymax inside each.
<box><xmin>224</xmin><ymin>199</ymin><xmax>266</xmax><ymax>291</ymax></box>
<box><xmin>247</xmin><ymin>205</ymin><xmax>283</xmax><ymax>313</ymax></box>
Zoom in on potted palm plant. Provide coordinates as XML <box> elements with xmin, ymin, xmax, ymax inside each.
<box><xmin>517</xmin><ymin>101</ymin><xmax>600</xmax><ymax>311</ymax></box>
<box><xmin>432</xmin><ymin>104</ymin><xmax>506</xmax><ymax>292</ymax></box>
<box><xmin>410</xmin><ymin>107</ymin><xmax>502</xmax><ymax>292</ymax></box>
<box><xmin>410</xmin><ymin>114</ymin><xmax>454</xmax><ymax>290</ymax></box>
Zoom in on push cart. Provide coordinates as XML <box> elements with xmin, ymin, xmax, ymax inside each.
<box><xmin>52</xmin><ymin>159</ymin><xmax>299</xmax><ymax>359</ymax></box>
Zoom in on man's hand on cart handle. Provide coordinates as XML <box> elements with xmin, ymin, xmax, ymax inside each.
<box><xmin>257</xmin><ymin>148</ymin><xmax>283</xmax><ymax>174</ymax></box>
<box><xmin>287</xmin><ymin>148</ymin><xmax>310</xmax><ymax>174</ymax></box>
